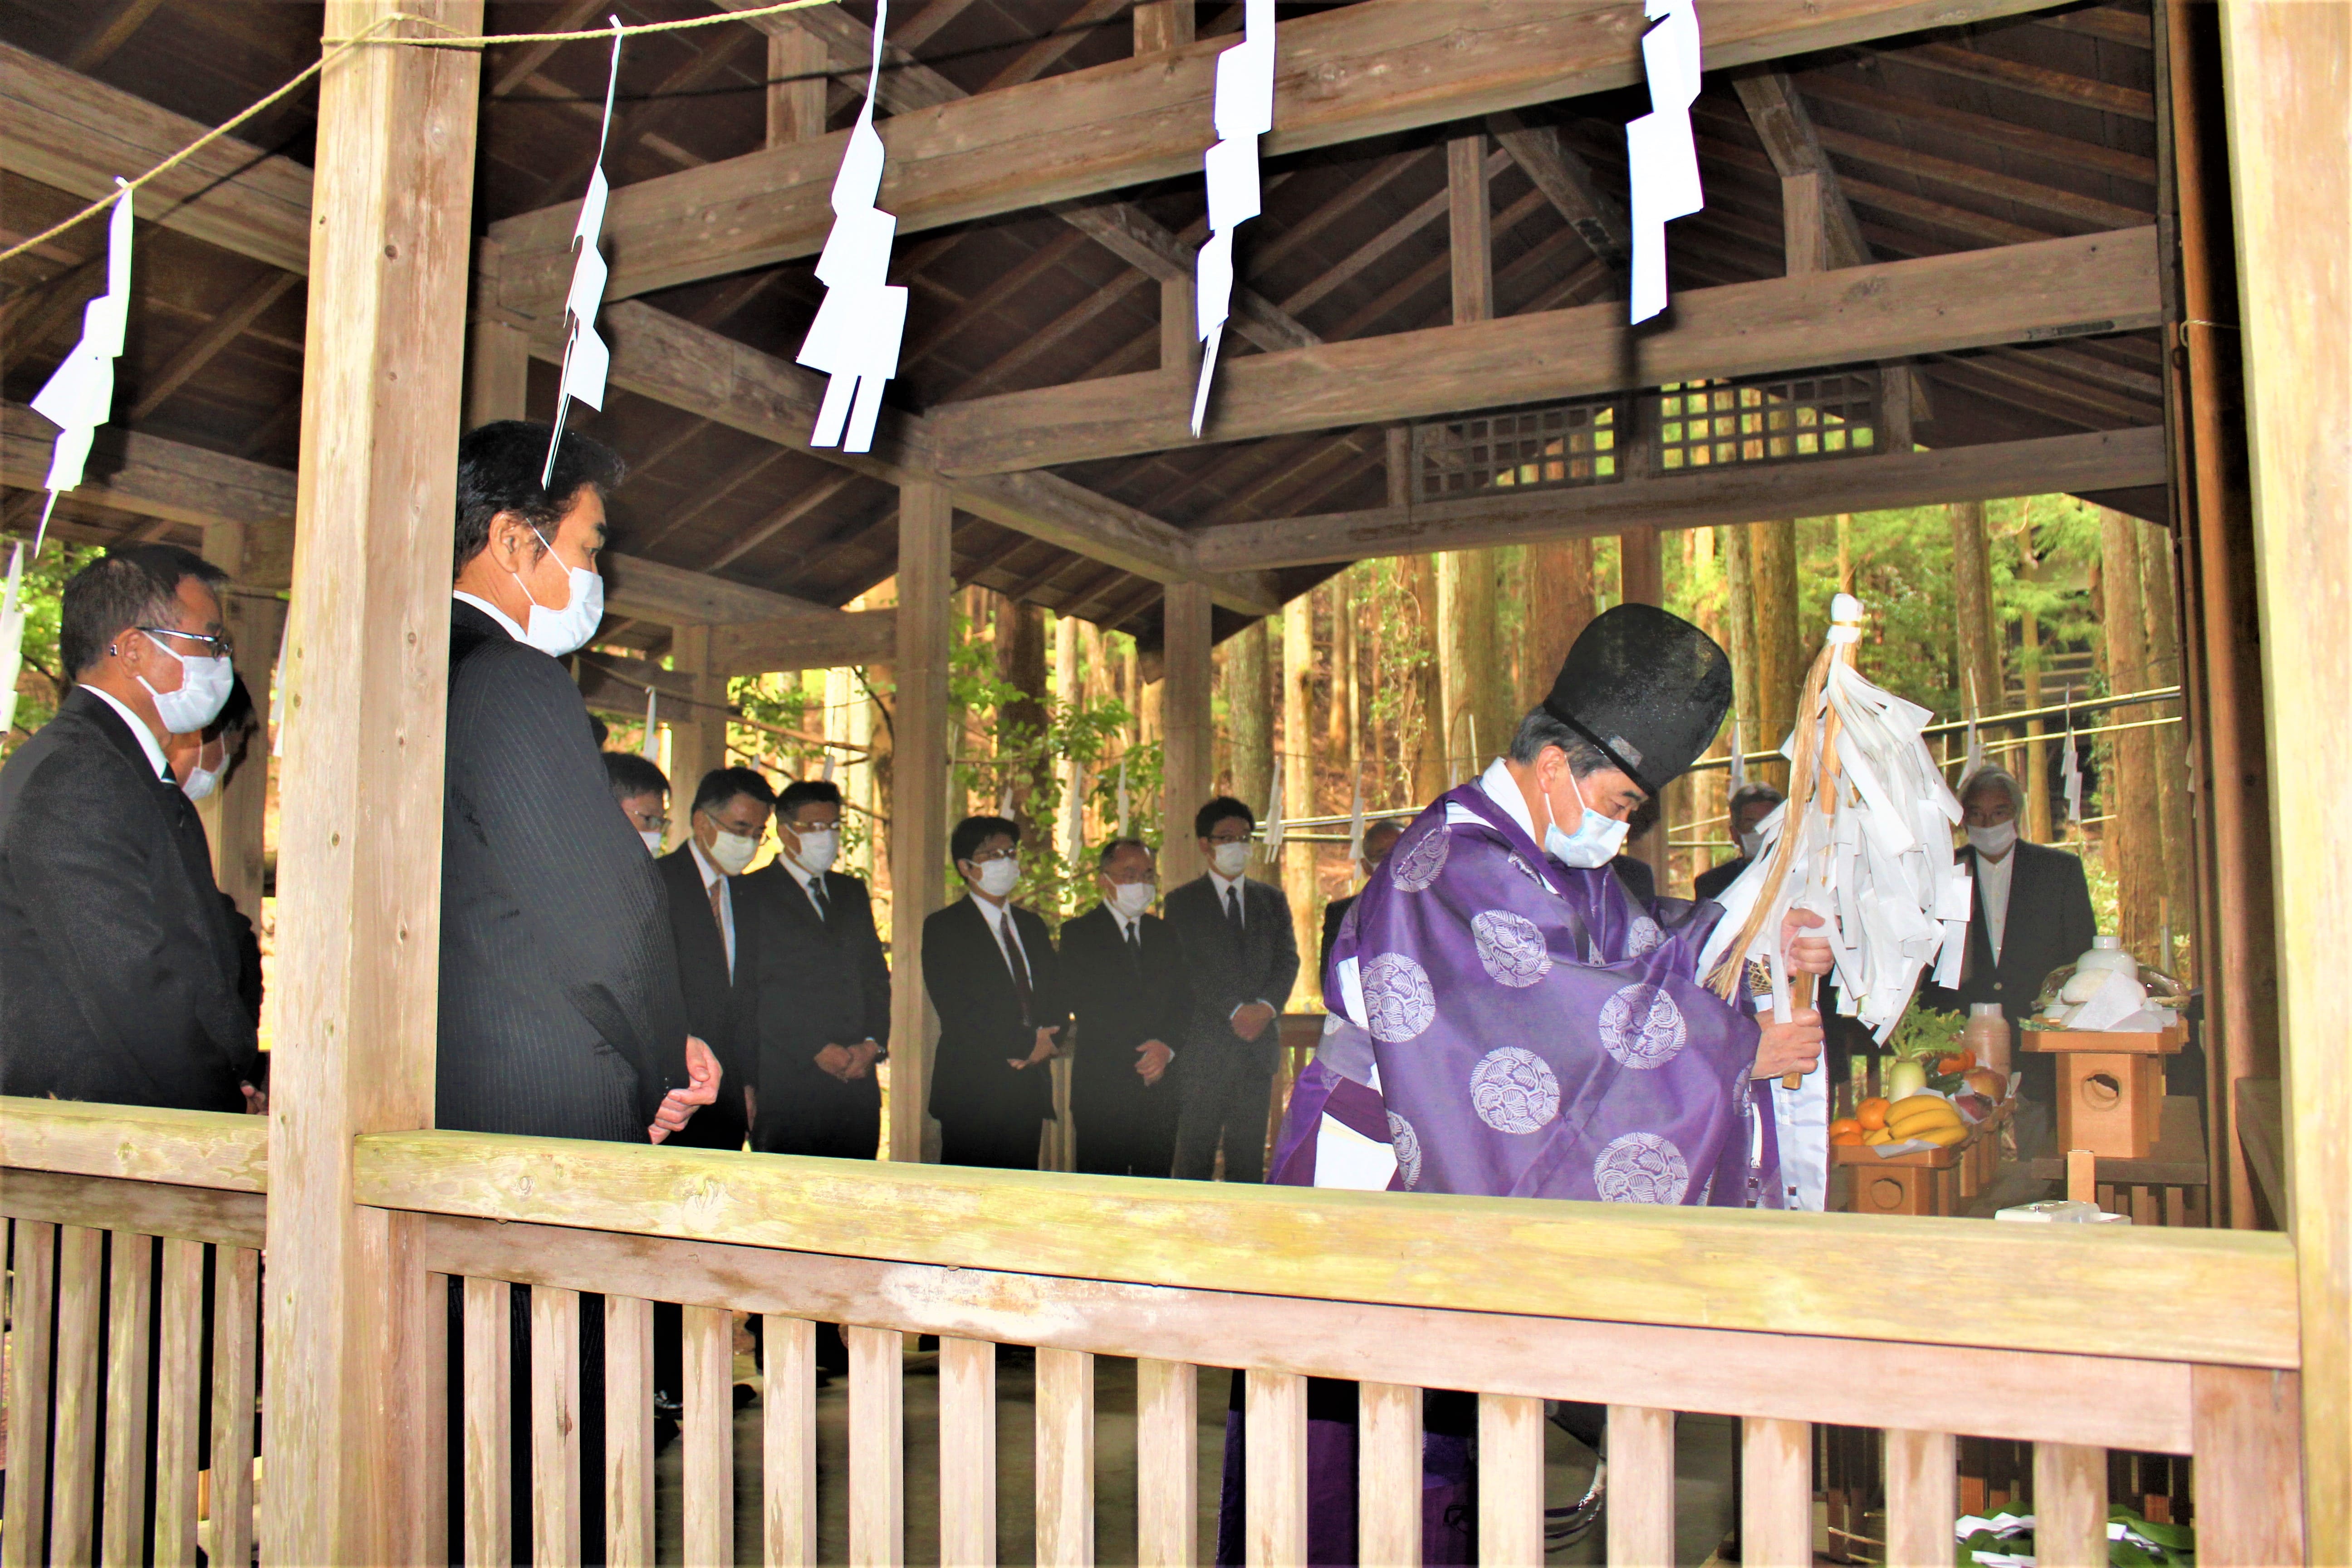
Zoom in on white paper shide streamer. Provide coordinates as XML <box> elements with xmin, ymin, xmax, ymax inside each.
<box><xmin>1624</xmin><ymin>0</ymin><xmax>1702</xmax><ymax>325</ymax></box>
<box><xmin>544</xmin><ymin>20</ymin><xmax>625</xmax><ymax>486</ymax></box>
<box><xmin>2061</xmin><ymin>694</ymin><xmax>2083</xmax><ymax>824</ymax></box>
<box><xmin>1190</xmin><ymin>0</ymin><xmax>1275</xmax><ymax>436</ymax></box>
<box><xmin>28</xmin><ymin>182</ymin><xmax>134</xmax><ymax>551</ymax></box>
<box><xmin>0</xmin><ymin>544</ymin><xmax>26</xmax><ymax>736</ymax></box>
<box><xmin>798</xmin><ymin>0</ymin><xmax>909</xmax><ymax>455</ymax></box>
<box><xmin>638</xmin><ymin>684</ymin><xmax>659</xmax><ymax>762</ymax></box>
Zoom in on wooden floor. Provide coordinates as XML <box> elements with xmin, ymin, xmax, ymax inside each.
<box><xmin>657</xmin><ymin>1347</ymin><xmax>1745</xmax><ymax>1564</ymax></box>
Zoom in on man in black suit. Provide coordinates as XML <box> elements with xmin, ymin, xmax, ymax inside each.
<box><xmin>1164</xmin><ymin>797</ymin><xmax>1300</xmax><ymax>1184</ymax></box>
<box><xmin>604</xmin><ymin>749</ymin><xmax>671</xmax><ymax>856</ymax></box>
<box><xmin>922</xmin><ymin>814</ymin><xmax>1066</xmax><ymax>1169</ymax></box>
<box><xmin>1693</xmin><ymin>781</ymin><xmax>1786</xmax><ymax>902</ymax></box>
<box><xmin>1060</xmin><ymin>837</ymin><xmax>1187</xmax><ymax>1177</ymax></box>
<box><xmin>1920</xmin><ymin>766</ymin><xmax>2096</xmax><ymax>1152</ymax></box>
<box><xmin>1318</xmin><ymin>818</ymin><xmax>1402</xmax><ymax>989</ymax></box>
<box><xmin>0</xmin><ymin>545</ymin><xmax>261</xmax><ymax>1111</ymax></box>
<box><xmin>440</xmin><ymin>420</ymin><xmax>717</xmax><ymax>1144</ymax></box>
<box><xmin>652</xmin><ymin>765</ymin><xmax>774</xmax><ymax>1153</ymax></box>
<box><xmin>740</xmin><ymin>778</ymin><xmax>890</xmax><ymax>1160</ymax></box>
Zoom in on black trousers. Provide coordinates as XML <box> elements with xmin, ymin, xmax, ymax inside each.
<box><xmin>937</xmin><ymin>1116</ymin><xmax>1045</xmax><ymax>1170</ymax></box>
<box><xmin>1072</xmin><ymin>1083</ymin><xmax>1180</xmax><ymax>1179</ymax></box>
<box><xmin>1172</xmin><ymin>1049</ymin><xmax>1273</xmax><ymax>1183</ymax></box>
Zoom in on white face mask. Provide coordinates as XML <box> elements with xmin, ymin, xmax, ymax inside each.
<box><xmin>972</xmin><ymin>856</ymin><xmax>1019</xmax><ymax>899</ymax></box>
<box><xmin>1542</xmin><ymin>765</ymin><xmax>1632</xmax><ymax>869</ymax></box>
<box><xmin>1107</xmin><ymin>880</ymin><xmax>1155</xmax><ymax>919</ymax></box>
<box><xmin>638</xmin><ymin>828</ymin><xmax>665</xmax><ymax>856</ymax></box>
<box><xmin>1736</xmin><ymin>829</ymin><xmax>1763</xmax><ymax>860</ymax></box>
<box><xmin>182</xmin><ymin>763</ymin><xmax>220</xmax><ymax>803</ymax></box>
<box><xmin>140</xmin><ymin>634</ymin><xmax>234</xmax><ymax>735</ymax></box>
<box><xmin>1966</xmin><ymin>820</ymin><xmax>2019</xmax><ymax>858</ymax></box>
<box><xmin>790</xmin><ymin>827</ymin><xmax>840</xmax><ymax>876</ymax></box>
<box><xmin>1210</xmin><ymin>840</ymin><xmax>1252</xmax><ymax>879</ymax></box>
<box><xmin>706</xmin><ymin>828</ymin><xmax>759</xmax><ymax>876</ymax></box>
<box><xmin>510</xmin><ymin>527</ymin><xmax>605</xmax><ymax>657</ymax></box>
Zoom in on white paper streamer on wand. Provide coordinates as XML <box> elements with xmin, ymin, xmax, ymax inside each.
<box><xmin>1190</xmin><ymin>0</ymin><xmax>1275</xmax><ymax>436</ymax></box>
<box><xmin>1115</xmin><ymin>758</ymin><xmax>1130</xmax><ymax>838</ymax></box>
<box><xmin>1624</xmin><ymin>0</ymin><xmax>1703</xmax><ymax>325</ymax></box>
<box><xmin>2061</xmin><ymin>690</ymin><xmax>2082</xmax><ymax>824</ymax></box>
<box><xmin>797</xmin><ymin>0</ymin><xmax>909</xmax><ymax>455</ymax></box>
<box><xmin>1727</xmin><ymin>715</ymin><xmax>1747</xmax><ymax>794</ymax></box>
<box><xmin>0</xmin><ymin>544</ymin><xmax>25</xmax><ymax>735</ymax></box>
<box><xmin>638</xmin><ymin>684</ymin><xmax>659</xmax><ymax>761</ymax></box>
<box><xmin>820</xmin><ymin>752</ymin><xmax>836</xmax><ymax>784</ymax></box>
<box><xmin>28</xmin><ymin>181</ymin><xmax>134</xmax><ymax>553</ymax></box>
<box><xmin>544</xmin><ymin>19</ymin><xmax>624</xmax><ymax>488</ymax></box>
<box><xmin>1963</xmin><ymin>670</ymin><xmax>1985</xmax><ymax>782</ymax></box>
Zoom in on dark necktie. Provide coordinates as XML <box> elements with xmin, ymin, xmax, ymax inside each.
<box><xmin>1000</xmin><ymin>920</ymin><xmax>1034</xmax><ymax>1025</ymax></box>
<box><xmin>805</xmin><ymin>874</ymin><xmax>829</xmax><ymax>924</ymax></box>
<box><xmin>1124</xmin><ymin>920</ymin><xmax>1142</xmax><ymax>962</ymax></box>
<box><xmin>1224</xmin><ymin>883</ymin><xmax>1244</xmax><ymax>941</ymax></box>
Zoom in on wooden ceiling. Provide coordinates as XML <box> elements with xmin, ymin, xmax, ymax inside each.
<box><xmin>1</xmin><ymin>0</ymin><xmax>2167</xmax><ymax>658</ymax></box>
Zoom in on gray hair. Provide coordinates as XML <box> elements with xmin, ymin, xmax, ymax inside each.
<box><xmin>1959</xmin><ymin>766</ymin><xmax>2025</xmax><ymax>813</ymax></box>
<box><xmin>1507</xmin><ymin>707</ymin><xmax>1612</xmax><ymax>776</ymax></box>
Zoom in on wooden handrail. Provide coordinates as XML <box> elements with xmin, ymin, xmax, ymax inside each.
<box><xmin>348</xmin><ymin>1127</ymin><xmax>2300</xmax><ymax>1370</ymax></box>
<box><xmin>0</xmin><ymin>1097</ymin><xmax>267</xmax><ymax>1191</ymax></box>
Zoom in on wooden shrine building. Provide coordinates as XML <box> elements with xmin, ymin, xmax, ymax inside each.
<box><xmin>0</xmin><ymin>0</ymin><xmax>2342</xmax><ymax>1563</ymax></box>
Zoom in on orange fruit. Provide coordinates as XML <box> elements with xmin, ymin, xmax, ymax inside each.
<box><xmin>1936</xmin><ymin>1049</ymin><xmax>1977</xmax><ymax>1075</ymax></box>
<box><xmin>1828</xmin><ymin>1118</ymin><xmax>1863</xmax><ymax>1146</ymax></box>
<box><xmin>1857</xmin><ymin>1098</ymin><xmax>1890</xmax><ymax>1131</ymax></box>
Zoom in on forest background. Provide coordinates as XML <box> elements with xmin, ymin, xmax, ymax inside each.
<box><xmin>2</xmin><ymin>495</ymin><xmax>2192</xmax><ymax>1015</ymax></box>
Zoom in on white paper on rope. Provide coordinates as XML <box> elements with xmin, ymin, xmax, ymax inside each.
<box><xmin>798</xmin><ymin>0</ymin><xmax>909</xmax><ymax>455</ymax></box>
<box><xmin>1190</xmin><ymin>0</ymin><xmax>1276</xmax><ymax>436</ymax></box>
<box><xmin>1625</xmin><ymin>0</ymin><xmax>1703</xmax><ymax>325</ymax></box>
<box><xmin>638</xmin><ymin>684</ymin><xmax>659</xmax><ymax>761</ymax></box>
<box><xmin>2061</xmin><ymin>694</ymin><xmax>2083</xmax><ymax>824</ymax></box>
<box><xmin>28</xmin><ymin>181</ymin><xmax>134</xmax><ymax>551</ymax></box>
<box><xmin>544</xmin><ymin>20</ymin><xmax>624</xmax><ymax>486</ymax></box>
<box><xmin>0</xmin><ymin>544</ymin><xmax>25</xmax><ymax>735</ymax></box>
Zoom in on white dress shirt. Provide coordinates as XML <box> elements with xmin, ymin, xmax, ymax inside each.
<box><xmin>688</xmin><ymin>837</ymin><xmax>737</xmax><ymax>976</ymax></box>
<box><xmin>85</xmin><ymin>685</ymin><xmax>172</xmax><ymax>781</ymax></box>
<box><xmin>1207</xmin><ymin>866</ymin><xmax>1247</xmax><ymax>927</ymax></box>
<box><xmin>779</xmin><ymin>854</ymin><xmax>830</xmax><ymax>921</ymax></box>
<box><xmin>970</xmin><ymin>892</ymin><xmax>1031</xmax><ymax>984</ymax></box>
<box><xmin>453</xmin><ymin>589</ymin><xmax>529</xmax><ymax>643</ymax></box>
<box><xmin>1975</xmin><ymin>846</ymin><xmax>2016</xmax><ymax>965</ymax></box>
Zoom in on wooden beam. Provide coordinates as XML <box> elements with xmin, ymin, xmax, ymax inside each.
<box><xmin>1447</xmin><ymin>134</ymin><xmax>1494</xmax><ymax>324</ymax></box>
<box><xmin>489</xmin><ymin>0</ymin><xmax>2065</xmax><ymax>309</ymax></box>
<box><xmin>464</xmin><ymin>318</ymin><xmax>531</xmax><ymax>427</ymax></box>
<box><xmin>666</xmin><ymin>625</ymin><xmax>731</xmax><ymax>802</ymax></box>
<box><xmin>0</xmin><ymin>40</ymin><xmax>311</xmax><ymax>274</ymax></box>
<box><xmin>2220</xmin><ymin>1</ymin><xmax>2351</xmax><ymax>1553</ymax></box>
<box><xmin>1893</xmin><ymin>39</ymin><xmax>2157</xmax><ymax>120</ymax></box>
<box><xmin>1194</xmin><ymin>427</ymin><xmax>2170</xmax><ymax>570</ymax></box>
<box><xmin>707</xmin><ymin>608</ymin><xmax>897</xmax><ymax>676</ymax></box>
<box><xmin>765</xmin><ymin>23</ymin><xmax>828</xmax><ymax>147</ymax></box>
<box><xmin>1159</xmin><ymin>581</ymin><xmax>1212</xmax><ymax>887</ymax></box>
<box><xmin>889</xmin><ymin>481</ymin><xmax>952</xmax><ymax>1162</ymax></box>
<box><xmin>2</xmin><ymin>400</ymin><xmax>298</xmax><ymax>539</ymax></box>
<box><xmin>1734</xmin><ymin>70</ymin><xmax>1872</xmax><ymax>269</ymax></box>
<box><xmin>1485</xmin><ymin>110</ymin><xmax>1629</xmax><ymax>267</ymax></box>
<box><xmin>930</xmin><ymin>227</ymin><xmax>2164</xmax><ymax>473</ymax></box>
<box><xmin>601</xmin><ymin>550</ymin><xmax>847</xmax><ymax>626</ymax></box>
<box><xmin>127</xmin><ymin>273</ymin><xmax>300</xmax><ymax>423</ymax></box>
<box><xmin>259</xmin><ymin>3</ymin><xmax>481</xmax><ymax>1563</ymax></box>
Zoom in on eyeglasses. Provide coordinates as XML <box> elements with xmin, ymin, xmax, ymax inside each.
<box><xmin>966</xmin><ymin>844</ymin><xmax>1019</xmax><ymax>865</ymax></box>
<box><xmin>1205</xmin><ymin>830</ymin><xmax>1253</xmax><ymax>846</ymax></box>
<box><xmin>141</xmin><ymin>627</ymin><xmax>234</xmax><ymax>660</ymax></box>
<box><xmin>627</xmin><ymin>811</ymin><xmax>671</xmax><ymax>833</ymax></box>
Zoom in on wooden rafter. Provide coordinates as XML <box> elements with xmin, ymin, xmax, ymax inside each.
<box><xmin>1485</xmin><ymin>110</ymin><xmax>1629</xmax><ymax>267</ymax></box>
<box><xmin>1800</xmin><ymin>72</ymin><xmax>2158</xmax><ymax>186</ymax></box>
<box><xmin>127</xmin><ymin>272</ymin><xmax>300</xmax><ymax>423</ymax></box>
<box><xmin>1887</xmin><ymin>40</ymin><xmax>2157</xmax><ymax>121</ymax></box>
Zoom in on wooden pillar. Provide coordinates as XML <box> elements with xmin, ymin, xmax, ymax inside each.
<box><xmin>666</xmin><ymin>624</ymin><xmax>730</xmax><ymax>828</ymax></box>
<box><xmin>1161</xmin><ymin>582</ymin><xmax>1213</xmax><ymax>889</ymax></box>
<box><xmin>1137</xmin><ymin>3</ymin><xmax>1196</xmax><ymax>379</ymax></box>
<box><xmin>261</xmin><ymin>2</ymin><xmax>482</xmax><ymax>1561</ymax></box>
<box><xmin>2141</xmin><ymin>524</ymin><xmax>2195</xmax><ymax>973</ymax></box>
<box><xmin>1281</xmin><ymin>595</ymin><xmax>1316</xmax><ymax>1004</ymax></box>
<box><xmin>1436</xmin><ymin>135</ymin><xmax>1502</xmax><ymax>790</ymax></box>
<box><xmin>1749</xmin><ymin>519</ymin><xmax>1803</xmax><ymax>786</ymax></box>
<box><xmin>766</xmin><ymin>24</ymin><xmax>827</xmax><ymax>148</ymax></box>
<box><xmin>463</xmin><ymin>318</ymin><xmax>529</xmax><ymax>430</ymax></box>
<box><xmin>1387</xmin><ymin>428</ymin><xmax>1446</xmax><ymax>806</ymax></box>
<box><xmin>1950</xmin><ymin>501</ymin><xmax>2000</xmax><ymax>740</ymax></box>
<box><xmin>1227</xmin><ymin>618</ymin><xmax>1274</xmax><ymax>846</ymax></box>
<box><xmin>196</xmin><ymin>523</ymin><xmax>286</xmax><ymax>923</ymax></box>
<box><xmin>888</xmin><ymin>482</ymin><xmax>952</xmax><ymax>1164</ymax></box>
<box><xmin>2219</xmin><ymin>0</ymin><xmax>2349</xmax><ymax>1548</ymax></box>
<box><xmin>1522</xmin><ymin>538</ymin><xmax>1595</xmax><ymax>714</ymax></box>
<box><xmin>2097</xmin><ymin>508</ymin><xmax>2161</xmax><ymax>959</ymax></box>
<box><xmin>1722</xmin><ymin>524</ymin><xmax>1763</xmax><ymax>767</ymax></box>
<box><xmin>1617</xmin><ymin>525</ymin><xmax>1671</xmax><ymax>892</ymax></box>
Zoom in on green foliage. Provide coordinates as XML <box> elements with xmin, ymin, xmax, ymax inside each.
<box><xmin>2</xmin><ymin>539</ymin><xmax>107</xmax><ymax>750</ymax></box>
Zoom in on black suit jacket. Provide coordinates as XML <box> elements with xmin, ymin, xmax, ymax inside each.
<box><xmin>1058</xmin><ymin>903</ymin><xmax>1188</xmax><ymax>1116</ymax></box>
<box><xmin>438</xmin><ymin>600</ymin><xmax>691</xmax><ymax>1141</ymax></box>
<box><xmin>922</xmin><ymin>896</ymin><xmax>1067</xmax><ymax>1128</ymax></box>
<box><xmin>1318</xmin><ymin>893</ymin><xmax>1357</xmax><ymax>995</ymax></box>
<box><xmin>1161</xmin><ymin>874</ymin><xmax>1299</xmax><ymax>1077</ymax></box>
<box><xmin>1920</xmin><ymin>840</ymin><xmax>2097</xmax><ymax>1098</ymax></box>
<box><xmin>0</xmin><ymin>687</ymin><xmax>258</xmax><ymax>1109</ymax></box>
<box><xmin>655</xmin><ymin>844</ymin><xmax>758</xmax><ymax>1149</ymax></box>
<box><xmin>739</xmin><ymin>860</ymin><xmax>891</xmax><ymax>1152</ymax></box>
<box><xmin>1693</xmin><ymin>854</ymin><xmax>1751</xmax><ymax>903</ymax></box>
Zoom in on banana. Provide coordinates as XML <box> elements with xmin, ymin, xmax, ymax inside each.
<box><xmin>1911</xmin><ymin>1123</ymin><xmax>1969</xmax><ymax>1148</ymax></box>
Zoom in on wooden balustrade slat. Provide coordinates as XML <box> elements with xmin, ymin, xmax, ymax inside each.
<box><xmin>2031</xmin><ymin>1442</ymin><xmax>2108</xmax><ymax>1567</ymax></box>
<box><xmin>1134</xmin><ymin>1359</ymin><xmax>1197</xmax><ymax>1568</ymax></box>
<box><xmin>1035</xmin><ymin>1348</ymin><xmax>1095</xmax><ymax>1568</ymax></box>
<box><xmin>412</xmin><ymin>1213</ymin><xmax>2202</xmax><ymax>1452</ymax></box>
<box><xmin>422</xmin><ymin>1269</ymin><xmax>452</xmax><ymax>1568</ymax></box>
<box><xmin>1477</xmin><ymin>1393</ymin><xmax>1545</xmax><ymax>1567</ymax></box>
<box><xmin>1882</xmin><ymin>1428</ymin><xmax>1957</xmax><ymax>1568</ymax></box>
<box><xmin>51</xmin><ymin>1225</ymin><xmax>104</xmax><ymax>1564</ymax></box>
<box><xmin>1358</xmin><ymin>1382</ymin><xmax>1423</xmax><ymax>1567</ymax></box>
<box><xmin>604</xmin><ymin>1296</ymin><xmax>656</xmax><ymax>1568</ymax></box>
<box><xmin>761</xmin><ymin>1315</ymin><xmax>819</xmax><ymax>1567</ymax></box>
<box><xmin>1605</xmin><ymin>1405</ymin><xmax>1675</xmax><ymax>1568</ymax></box>
<box><xmin>1742</xmin><ymin>1416</ymin><xmax>1813</xmax><ymax>1568</ymax></box>
<box><xmin>210</xmin><ymin>1246</ymin><xmax>259</xmax><ymax>1568</ymax></box>
<box><xmin>465</xmin><ymin>1278</ymin><xmax>514</xmax><ymax>1568</ymax></box>
<box><xmin>848</xmin><ymin>1327</ymin><xmax>906</xmax><ymax>1566</ymax></box>
<box><xmin>3</xmin><ymin>1220</ymin><xmax>57</xmax><ymax>1568</ymax></box>
<box><xmin>1245</xmin><ymin>1368</ymin><xmax>1306</xmax><ymax>1567</ymax></box>
<box><xmin>152</xmin><ymin>1238</ymin><xmax>205</xmax><ymax>1567</ymax></box>
<box><xmin>2189</xmin><ymin>1364</ymin><xmax>2305</xmax><ymax>1567</ymax></box>
<box><xmin>938</xmin><ymin>1337</ymin><xmax>998</xmax><ymax>1567</ymax></box>
<box><xmin>683</xmin><ymin>1303</ymin><xmax>736</xmax><ymax>1567</ymax></box>
<box><xmin>532</xmin><ymin>1285</ymin><xmax>584</xmax><ymax>1566</ymax></box>
<box><xmin>101</xmin><ymin>1231</ymin><xmax>156</xmax><ymax>1567</ymax></box>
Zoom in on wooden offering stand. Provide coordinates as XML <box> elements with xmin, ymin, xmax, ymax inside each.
<box><xmin>2021</xmin><ymin>1021</ymin><xmax>2188</xmax><ymax>1159</ymax></box>
<box><xmin>1831</xmin><ymin>1098</ymin><xmax>2011</xmax><ymax>1217</ymax></box>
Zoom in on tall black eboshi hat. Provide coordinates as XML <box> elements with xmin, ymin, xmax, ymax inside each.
<box><xmin>1541</xmin><ymin>603</ymin><xmax>1733</xmax><ymax>796</ymax></box>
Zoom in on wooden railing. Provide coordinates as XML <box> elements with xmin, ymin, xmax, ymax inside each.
<box><xmin>1</xmin><ymin>1096</ymin><xmax>2308</xmax><ymax>1566</ymax></box>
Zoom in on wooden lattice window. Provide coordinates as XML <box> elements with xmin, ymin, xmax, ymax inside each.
<box><xmin>1651</xmin><ymin>372</ymin><xmax>1880</xmax><ymax>473</ymax></box>
<box><xmin>1411</xmin><ymin>400</ymin><xmax>1624</xmax><ymax>501</ymax></box>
